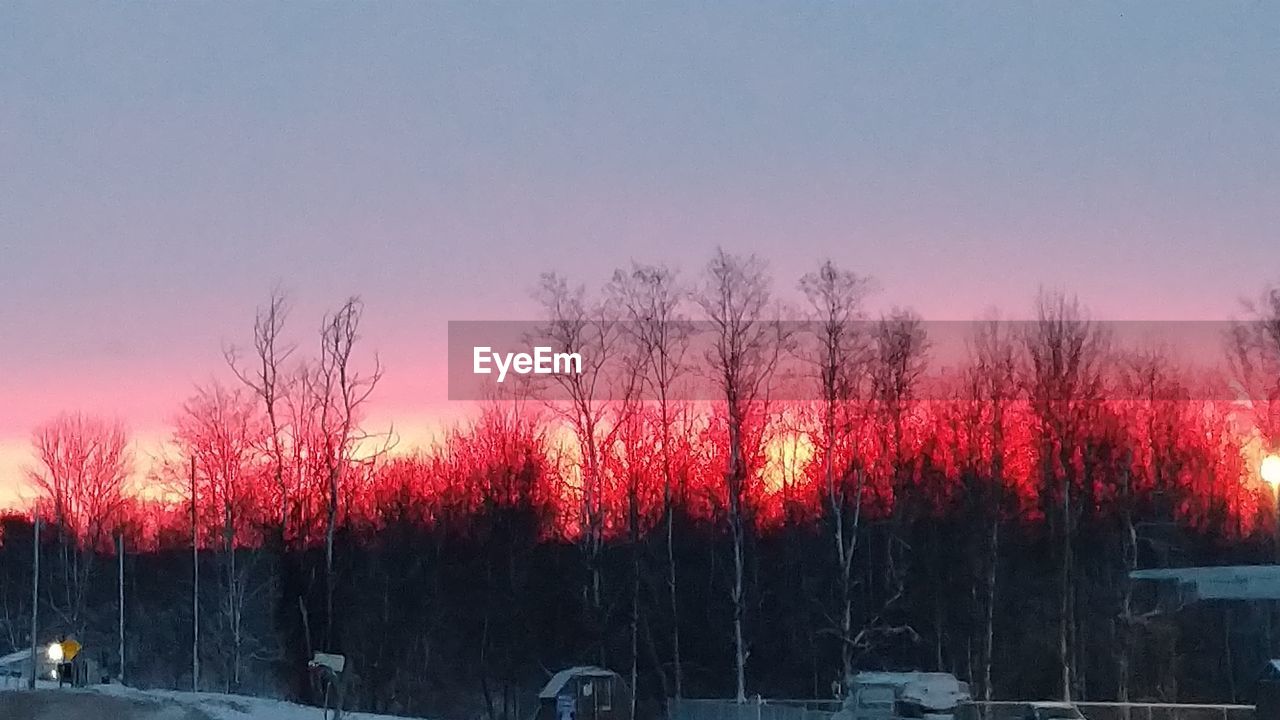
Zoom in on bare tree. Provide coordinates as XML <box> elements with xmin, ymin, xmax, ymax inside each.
<box><xmin>965</xmin><ymin>316</ymin><xmax>1019</xmax><ymax>700</ymax></box>
<box><xmin>288</xmin><ymin>359</ymin><xmax>327</xmax><ymax>546</ymax></box>
<box><xmin>868</xmin><ymin>309</ymin><xmax>929</xmax><ymax>658</ymax></box>
<box><xmin>191</xmin><ymin>456</ymin><xmax>199</xmax><ymax>692</ymax></box>
<box><xmin>608</xmin><ymin>262</ymin><xmax>692</xmax><ymax>700</ymax></box>
<box><xmin>1114</xmin><ymin>348</ymin><xmax>1192</xmax><ymax>706</ymax></box>
<box><xmin>535</xmin><ymin>272</ymin><xmax>632</xmax><ymax>658</ymax></box>
<box><xmin>798</xmin><ymin>259</ymin><xmax>872</xmax><ymax>690</ymax></box>
<box><xmin>226</xmin><ymin>288</ymin><xmax>296</xmax><ymax>536</ymax></box>
<box><xmin>1228</xmin><ymin>285</ymin><xmax>1280</xmax><ymax>445</ymax></box>
<box><xmin>696</xmin><ymin>248</ymin><xmax>789</xmax><ymax>702</ymax></box>
<box><xmin>29</xmin><ymin>413</ymin><xmax>131</xmax><ymax>635</ymax></box>
<box><xmin>28</xmin><ymin>514</ymin><xmax>40</xmax><ymax>690</ymax></box>
<box><xmin>608</xmin><ymin>365</ymin><xmax>648</xmax><ymax>720</ymax></box>
<box><xmin>176</xmin><ymin>382</ymin><xmax>266</xmax><ymax>691</ymax></box>
<box><xmin>1021</xmin><ymin>291</ymin><xmax>1106</xmax><ymax>702</ymax></box>
<box><xmin>314</xmin><ymin>297</ymin><xmax>383</xmax><ymax>650</ymax></box>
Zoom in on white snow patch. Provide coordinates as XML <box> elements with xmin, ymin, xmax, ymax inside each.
<box><xmin>88</xmin><ymin>683</ymin><xmax>429</xmax><ymax>720</ymax></box>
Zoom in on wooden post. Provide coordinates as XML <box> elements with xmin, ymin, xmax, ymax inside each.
<box><xmin>191</xmin><ymin>456</ymin><xmax>199</xmax><ymax>693</ymax></box>
<box><xmin>118</xmin><ymin>532</ymin><xmax>125</xmax><ymax>685</ymax></box>
<box><xmin>28</xmin><ymin>515</ymin><xmax>40</xmax><ymax>690</ymax></box>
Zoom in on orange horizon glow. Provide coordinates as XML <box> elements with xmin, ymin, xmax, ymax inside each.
<box><xmin>9</xmin><ymin>394</ymin><xmax>1274</xmax><ymax>557</ymax></box>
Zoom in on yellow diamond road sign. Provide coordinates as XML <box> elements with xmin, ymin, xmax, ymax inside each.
<box><xmin>61</xmin><ymin>639</ymin><xmax>81</xmax><ymax>662</ymax></box>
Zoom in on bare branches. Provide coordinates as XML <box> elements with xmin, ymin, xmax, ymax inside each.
<box><xmin>174</xmin><ymin>381</ymin><xmax>266</xmax><ymax>692</ymax></box>
<box><xmin>800</xmin><ymin>260</ymin><xmax>873</xmax><ymax>410</ymax></box>
<box><xmin>30</xmin><ymin>413</ymin><xmax>132</xmax><ymax>549</ymax></box>
<box><xmin>175</xmin><ymin>382</ymin><xmax>265</xmax><ymax>543</ymax></box>
<box><xmin>317</xmin><ymin>297</ymin><xmax>384</xmax><ymax>451</ymax></box>
<box><xmin>1023</xmin><ymin>290</ymin><xmax>1108</xmax><ymax>443</ymax></box>
<box><xmin>798</xmin><ymin>259</ymin><xmax>873</xmax><ymax>691</ymax></box>
<box><xmin>1228</xmin><ymin>285</ymin><xmax>1280</xmax><ymax>442</ymax></box>
<box><xmin>609</xmin><ymin>263</ymin><xmax>693</xmax><ymax>404</ymax></box>
<box><xmin>697</xmin><ymin>249</ymin><xmax>792</xmax><ymax>420</ymax></box>
<box><xmin>533</xmin><ymin>272</ymin><xmax>635</xmax><ymax>653</ymax></box>
<box><xmin>225</xmin><ymin>288</ymin><xmax>296</xmax><ymax>528</ymax></box>
<box><xmin>608</xmin><ymin>261</ymin><xmax>692</xmax><ymax>699</ymax></box>
<box><xmin>29</xmin><ymin>413</ymin><xmax>131</xmax><ymax>634</ymax></box>
<box><xmin>1020</xmin><ymin>289</ymin><xmax>1107</xmax><ymax>703</ymax></box>
<box><xmin>313</xmin><ymin>296</ymin><xmax>383</xmax><ymax>649</ymax></box>
<box><xmin>695</xmin><ymin>247</ymin><xmax>791</xmax><ymax>703</ymax></box>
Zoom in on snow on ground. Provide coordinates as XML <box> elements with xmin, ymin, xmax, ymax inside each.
<box><xmin>1</xmin><ymin>681</ymin><xmax>428</xmax><ymax>720</ymax></box>
<box><xmin>99</xmin><ymin>683</ymin><xmax>431</xmax><ymax>720</ymax></box>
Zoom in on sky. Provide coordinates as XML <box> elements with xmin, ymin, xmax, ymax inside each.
<box><xmin>2</xmin><ymin>3</ymin><xmax>1279</xmax><ymax>504</ymax></box>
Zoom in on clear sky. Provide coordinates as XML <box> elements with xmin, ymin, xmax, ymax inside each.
<box><xmin>2</xmin><ymin>3</ymin><xmax>1279</xmax><ymax>501</ymax></box>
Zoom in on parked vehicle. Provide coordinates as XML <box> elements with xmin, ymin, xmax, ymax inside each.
<box><xmin>838</xmin><ymin>672</ymin><xmax>971</xmax><ymax>720</ymax></box>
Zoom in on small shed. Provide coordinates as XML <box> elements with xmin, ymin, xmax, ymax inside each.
<box><xmin>535</xmin><ymin>666</ymin><xmax>630</xmax><ymax>720</ymax></box>
<box><xmin>0</xmin><ymin>647</ymin><xmax>58</xmax><ymax>686</ymax></box>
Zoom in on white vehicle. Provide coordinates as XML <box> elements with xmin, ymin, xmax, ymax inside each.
<box><xmin>838</xmin><ymin>672</ymin><xmax>972</xmax><ymax>720</ymax></box>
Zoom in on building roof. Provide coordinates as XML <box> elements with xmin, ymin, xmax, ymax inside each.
<box><xmin>539</xmin><ymin>666</ymin><xmax>618</xmax><ymax>699</ymax></box>
<box><xmin>1131</xmin><ymin>566</ymin><xmax>1280</xmax><ymax>600</ymax></box>
<box><xmin>0</xmin><ymin>649</ymin><xmax>32</xmax><ymax>667</ymax></box>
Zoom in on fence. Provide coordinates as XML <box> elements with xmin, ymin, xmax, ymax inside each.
<box><xmin>958</xmin><ymin>701</ymin><xmax>1254</xmax><ymax>720</ymax></box>
<box><xmin>670</xmin><ymin>697</ymin><xmax>841</xmax><ymax>720</ymax></box>
<box><xmin>1075</xmin><ymin>703</ymin><xmax>1253</xmax><ymax>720</ymax></box>
<box><xmin>673</xmin><ymin>698</ymin><xmax>1255</xmax><ymax>720</ymax></box>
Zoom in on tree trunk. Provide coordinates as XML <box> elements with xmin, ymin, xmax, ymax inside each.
<box><xmin>729</xmin><ymin>417</ymin><xmax>747</xmax><ymax>704</ymax></box>
<box><xmin>28</xmin><ymin>516</ymin><xmax>40</xmax><ymax>690</ymax></box>
<box><xmin>982</xmin><ymin>520</ymin><xmax>998</xmax><ymax>701</ymax></box>
<box><xmin>118</xmin><ymin>532</ymin><xmax>125</xmax><ymax>686</ymax></box>
<box><xmin>1059</xmin><ymin>476</ymin><xmax>1072</xmax><ymax>703</ymax></box>
<box><xmin>631</xmin><ymin>491</ymin><xmax>640</xmax><ymax>720</ymax></box>
<box><xmin>326</xmin><ymin>464</ymin><xmax>338</xmax><ymax>650</ymax></box>
<box><xmin>191</xmin><ymin>457</ymin><xmax>200</xmax><ymax>693</ymax></box>
<box><xmin>662</xmin><ymin>401</ymin><xmax>683</xmax><ymax>702</ymax></box>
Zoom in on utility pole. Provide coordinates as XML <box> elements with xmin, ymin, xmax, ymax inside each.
<box><xmin>191</xmin><ymin>456</ymin><xmax>199</xmax><ymax>693</ymax></box>
<box><xmin>118</xmin><ymin>532</ymin><xmax>125</xmax><ymax>686</ymax></box>
<box><xmin>28</xmin><ymin>515</ymin><xmax>40</xmax><ymax>690</ymax></box>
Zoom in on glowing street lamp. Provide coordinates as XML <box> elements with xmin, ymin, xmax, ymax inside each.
<box><xmin>46</xmin><ymin>641</ymin><xmax>63</xmax><ymax>663</ymax></box>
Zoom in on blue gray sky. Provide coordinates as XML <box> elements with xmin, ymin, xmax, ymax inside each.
<box><xmin>1</xmin><ymin>3</ymin><xmax>1278</xmax><ymax>492</ymax></box>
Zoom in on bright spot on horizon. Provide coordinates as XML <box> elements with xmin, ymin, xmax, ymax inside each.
<box><xmin>762</xmin><ymin>431</ymin><xmax>815</xmax><ymax>495</ymax></box>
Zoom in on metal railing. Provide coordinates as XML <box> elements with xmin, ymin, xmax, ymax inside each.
<box><xmin>670</xmin><ymin>697</ymin><xmax>841</xmax><ymax>720</ymax></box>
<box><xmin>958</xmin><ymin>701</ymin><xmax>1255</xmax><ymax>720</ymax></box>
<box><xmin>673</xmin><ymin>698</ymin><xmax>1255</xmax><ymax>720</ymax></box>
<box><xmin>1075</xmin><ymin>702</ymin><xmax>1254</xmax><ymax>720</ymax></box>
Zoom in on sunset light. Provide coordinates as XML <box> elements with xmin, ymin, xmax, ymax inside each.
<box><xmin>761</xmin><ymin>431</ymin><xmax>815</xmax><ymax>496</ymax></box>
<box><xmin>5</xmin><ymin>4</ymin><xmax>1280</xmax><ymax>720</ymax></box>
<box><xmin>1263</xmin><ymin>454</ymin><xmax>1280</xmax><ymax>488</ymax></box>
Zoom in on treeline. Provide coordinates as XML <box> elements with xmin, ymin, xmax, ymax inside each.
<box><xmin>3</xmin><ymin>250</ymin><xmax>1280</xmax><ymax>719</ymax></box>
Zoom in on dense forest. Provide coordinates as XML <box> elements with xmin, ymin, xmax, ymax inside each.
<box><xmin>3</xmin><ymin>249</ymin><xmax>1280</xmax><ymax>720</ymax></box>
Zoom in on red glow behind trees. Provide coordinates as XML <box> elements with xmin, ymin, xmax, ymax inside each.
<box><xmin>30</xmin><ymin>414</ymin><xmax>131</xmax><ymax>553</ymax></box>
<box><xmin>20</xmin><ymin>273</ymin><xmax>1280</xmax><ymax>708</ymax></box>
<box><xmin>28</xmin><ymin>413</ymin><xmax>130</xmax><ymax>635</ymax></box>
<box><xmin>25</xmin><ymin>351</ymin><xmax>1268</xmax><ymax>554</ymax></box>
<box><xmin>20</xmin><ymin>289</ymin><xmax>1278</xmax><ymax>711</ymax></box>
